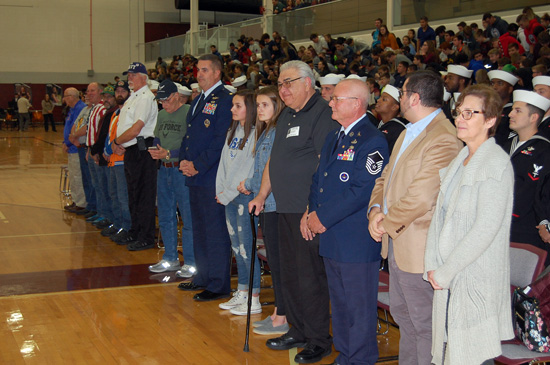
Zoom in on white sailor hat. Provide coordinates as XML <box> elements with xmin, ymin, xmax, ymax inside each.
<box><xmin>447</xmin><ymin>65</ymin><xmax>473</xmax><ymax>79</ymax></box>
<box><xmin>488</xmin><ymin>70</ymin><xmax>519</xmax><ymax>86</ymax></box>
<box><xmin>346</xmin><ymin>74</ymin><xmax>367</xmax><ymax>82</ymax></box>
<box><xmin>148</xmin><ymin>80</ymin><xmax>160</xmax><ymax>91</ymax></box>
<box><xmin>382</xmin><ymin>85</ymin><xmax>400</xmax><ymax>103</ymax></box>
<box><xmin>533</xmin><ymin>76</ymin><xmax>550</xmax><ymax>87</ymax></box>
<box><xmin>232</xmin><ymin>75</ymin><xmax>247</xmax><ymax>87</ymax></box>
<box><xmin>513</xmin><ymin>90</ymin><xmax>550</xmax><ymax>111</ymax></box>
<box><xmin>224</xmin><ymin>85</ymin><xmax>237</xmax><ymax>93</ymax></box>
<box><xmin>319</xmin><ymin>73</ymin><xmax>345</xmax><ymax>85</ymax></box>
<box><xmin>191</xmin><ymin>83</ymin><xmax>200</xmax><ymax>91</ymax></box>
<box><xmin>175</xmin><ymin>83</ymin><xmax>192</xmax><ymax>96</ymax></box>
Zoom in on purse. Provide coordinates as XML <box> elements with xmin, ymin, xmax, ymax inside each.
<box><xmin>513</xmin><ymin>271</ymin><xmax>550</xmax><ymax>353</ymax></box>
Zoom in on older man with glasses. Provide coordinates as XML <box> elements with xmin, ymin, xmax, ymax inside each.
<box><xmin>62</xmin><ymin>88</ymin><xmax>87</xmax><ymax>212</ymax></box>
<box><xmin>250</xmin><ymin>60</ymin><xmax>337</xmax><ymax>364</ymax></box>
<box><xmin>147</xmin><ymin>80</ymin><xmax>195</xmax><ymax>277</ymax></box>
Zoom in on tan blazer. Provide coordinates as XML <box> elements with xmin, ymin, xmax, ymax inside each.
<box><xmin>369</xmin><ymin>111</ymin><xmax>462</xmax><ymax>273</ymax></box>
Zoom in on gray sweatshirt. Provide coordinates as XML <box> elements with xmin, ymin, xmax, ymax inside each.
<box><xmin>215</xmin><ymin>124</ymin><xmax>256</xmax><ymax>205</ymax></box>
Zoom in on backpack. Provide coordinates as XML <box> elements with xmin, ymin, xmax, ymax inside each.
<box><xmin>513</xmin><ymin>270</ymin><xmax>550</xmax><ymax>352</ymax></box>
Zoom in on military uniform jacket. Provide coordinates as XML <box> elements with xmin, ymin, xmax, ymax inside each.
<box><xmin>377</xmin><ymin>117</ymin><xmax>408</xmax><ymax>154</ymax></box>
<box><xmin>495</xmin><ymin>102</ymin><xmax>516</xmax><ymax>147</ymax></box>
<box><xmin>538</xmin><ymin>115</ymin><xmax>550</xmax><ymax>139</ymax></box>
<box><xmin>179</xmin><ymin>83</ymin><xmax>233</xmax><ymax>187</ymax></box>
<box><xmin>309</xmin><ymin>116</ymin><xmax>389</xmax><ymax>263</ymax></box>
<box><xmin>505</xmin><ymin>135</ymin><xmax>550</xmax><ymax>245</ymax></box>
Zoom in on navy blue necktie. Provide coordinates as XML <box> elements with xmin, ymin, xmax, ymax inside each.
<box><xmin>192</xmin><ymin>93</ymin><xmax>206</xmax><ymax>118</ymax></box>
<box><xmin>333</xmin><ymin>130</ymin><xmax>345</xmax><ymax>155</ymax></box>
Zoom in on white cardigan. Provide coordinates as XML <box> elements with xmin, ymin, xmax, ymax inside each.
<box><xmin>424</xmin><ymin>138</ymin><xmax>515</xmax><ymax>365</ymax></box>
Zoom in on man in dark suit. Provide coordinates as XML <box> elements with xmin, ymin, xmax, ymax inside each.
<box><xmin>177</xmin><ymin>54</ymin><xmax>234</xmax><ymax>301</ymax></box>
<box><xmin>302</xmin><ymin>79</ymin><xmax>389</xmax><ymax>365</ymax></box>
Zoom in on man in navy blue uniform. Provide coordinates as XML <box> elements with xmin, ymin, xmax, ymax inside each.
<box><xmin>177</xmin><ymin>54</ymin><xmax>234</xmax><ymax>301</ymax></box>
<box><xmin>301</xmin><ymin>79</ymin><xmax>389</xmax><ymax>365</ymax></box>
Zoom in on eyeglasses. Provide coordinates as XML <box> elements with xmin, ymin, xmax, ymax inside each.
<box><xmin>159</xmin><ymin>94</ymin><xmax>176</xmax><ymax>103</ymax></box>
<box><xmin>398</xmin><ymin>90</ymin><xmax>414</xmax><ymax>98</ymax></box>
<box><xmin>277</xmin><ymin>77</ymin><xmax>303</xmax><ymax>89</ymax></box>
<box><xmin>329</xmin><ymin>96</ymin><xmax>358</xmax><ymax>103</ymax></box>
<box><xmin>452</xmin><ymin>108</ymin><xmax>484</xmax><ymax>120</ymax></box>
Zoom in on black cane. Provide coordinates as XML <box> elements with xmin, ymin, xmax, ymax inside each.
<box><xmin>243</xmin><ymin>206</ymin><xmax>258</xmax><ymax>352</ymax></box>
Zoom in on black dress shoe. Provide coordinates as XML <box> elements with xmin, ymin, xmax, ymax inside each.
<box><xmin>178</xmin><ymin>282</ymin><xmax>205</xmax><ymax>291</ymax></box>
<box><xmin>266</xmin><ymin>333</ymin><xmax>307</xmax><ymax>350</ymax></box>
<box><xmin>193</xmin><ymin>290</ymin><xmax>230</xmax><ymax>302</ymax></box>
<box><xmin>294</xmin><ymin>344</ymin><xmax>331</xmax><ymax>364</ymax></box>
<box><xmin>84</xmin><ymin>210</ymin><xmax>97</xmax><ymax>218</ymax></box>
<box><xmin>75</xmin><ymin>208</ymin><xmax>90</xmax><ymax>215</ymax></box>
<box><xmin>127</xmin><ymin>241</ymin><xmax>155</xmax><ymax>251</ymax></box>
<box><xmin>64</xmin><ymin>203</ymin><xmax>76</xmax><ymax>211</ymax></box>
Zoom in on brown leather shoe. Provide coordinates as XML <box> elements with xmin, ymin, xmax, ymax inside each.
<box><xmin>64</xmin><ymin>203</ymin><xmax>76</xmax><ymax>211</ymax></box>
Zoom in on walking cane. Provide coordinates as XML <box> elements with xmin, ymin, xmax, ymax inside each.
<box><xmin>243</xmin><ymin>206</ymin><xmax>257</xmax><ymax>352</ymax></box>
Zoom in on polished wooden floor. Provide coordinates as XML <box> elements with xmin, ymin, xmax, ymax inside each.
<box><xmin>0</xmin><ymin>126</ymin><xmax>400</xmax><ymax>364</ymax></box>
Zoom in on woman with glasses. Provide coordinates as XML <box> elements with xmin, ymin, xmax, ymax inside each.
<box><xmin>424</xmin><ymin>84</ymin><xmax>515</xmax><ymax>364</ymax></box>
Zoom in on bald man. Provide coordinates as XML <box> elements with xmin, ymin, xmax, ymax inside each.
<box><xmin>302</xmin><ymin>79</ymin><xmax>389</xmax><ymax>364</ymax></box>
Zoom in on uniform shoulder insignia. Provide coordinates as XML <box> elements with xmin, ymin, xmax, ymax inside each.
<box><xmin>366</xmin><ymin>151</ymin><xmax>384</xmax><ymax>175</ymax></box>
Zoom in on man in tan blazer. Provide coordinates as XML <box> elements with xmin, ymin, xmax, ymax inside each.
<box><xmin>368</xmin><ymin>71</ymin><xmax>461</xmax><ymax>365</ymax></box>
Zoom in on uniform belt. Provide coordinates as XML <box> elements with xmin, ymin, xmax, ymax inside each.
<box><xmin>162</xmin><ymin>161</ymin><xmax>179</xmax><ymax>168</ymax></box>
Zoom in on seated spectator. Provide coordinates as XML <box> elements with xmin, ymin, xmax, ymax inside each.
<box><xmin>379</xmin><ymin>25</ymin><xmax>399</xmax><ymax>50</ymax></box>
<box><xmin>374</xmin><ymin>84</ymin><xmax>408</xmax><ymax>152</ymax></box>
<box><xmin>402</xmin><ymin>35</ymin><xmax>416</xmax><ymax>55</ymax></box>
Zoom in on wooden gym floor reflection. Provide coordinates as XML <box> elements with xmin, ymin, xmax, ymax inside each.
<box><xmin>0</xmin><ymin>129</ymin><xmax>400</xmax><ymax>364</ymax></box>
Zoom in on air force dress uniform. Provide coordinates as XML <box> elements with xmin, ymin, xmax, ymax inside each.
<box><xmin>308</xmin><ymin>115</ymin><xmax>389</xmax><ymax>364</ymax></box>
<box><xmin>179</xmin><ymin>81</ymin><xmax>234</xmax><ymax>295</ymax></box>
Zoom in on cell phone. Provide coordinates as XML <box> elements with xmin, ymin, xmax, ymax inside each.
<box><xmin>148</xmin><ymin>146</ymin><xmax>159</xmax><ymax>150</ymax></box>
<box><xmin>136</xmin><ymin>136</ymin><xmax>146</xmax><ymax>151</ymax></box>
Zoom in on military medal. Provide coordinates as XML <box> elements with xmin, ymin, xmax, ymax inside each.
<box><xmin>204</xmin><ymin>119</ymin><xmax>211</xmax><ymax>128</ymax></box>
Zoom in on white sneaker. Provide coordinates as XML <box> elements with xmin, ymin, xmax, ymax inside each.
<box><xmin>148</xmin><ymin>260</ymin><xmax>180</xmax><ymax>273</ymax></box>
<box><xmin>219</xmin><ymin>290</ymin><xmax>248</xmax><ymax>310</ymax></box>
<box><xmin>175</xmin><ymin>264</ymin><xmax>196</xmax><ymax>278</ymax></box>
<box><xmin>229</xmin><ymin>296</ymin><xmax>262</xmax><ymax>315</ymax></box>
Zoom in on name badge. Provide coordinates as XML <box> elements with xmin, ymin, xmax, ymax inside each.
<box><xmin>286</xmin><ymin>126</ymin><xmax>300</xmax><ymax>138</ymax></box>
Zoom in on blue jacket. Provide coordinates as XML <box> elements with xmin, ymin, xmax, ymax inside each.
<box><xmin>179</xmin><ymin>83</ymin><xmax>233</xmax><ymax>187</ymax></box>
<box><xmin>63</xmin><ymin>100</ymin><xmax>86</xmax><ymax>153</ymax></box>
<box><xmin>245</xmin><ymin>127</ymin><xmax>277</xmax><ymax>212</ymax></box>
<box><xmin>309</xmin><ymin>116</ymin><xmax>389</xmax><ymax>263</ymax></box>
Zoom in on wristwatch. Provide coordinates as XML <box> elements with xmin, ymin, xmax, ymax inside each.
<box><xmin>165</xmin><ymin>150</ymin><xmax>171</xmax><ymax>160</ymax></box>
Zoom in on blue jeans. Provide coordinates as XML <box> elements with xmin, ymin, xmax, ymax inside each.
<box><xmin>77</xmin><ymin>147</ymin><xmax>96</xmax><ymax>211</ymax></box>
<box><xmin>157</xmin><ymin>165</ymin><xmax>194</xmax><ymax>265</ymax></box>
<box><xmin>225</xmin><ymin>193</ymin><xmax>260</xmax><ymax>294</ymax></box>
<box><xmin>95</xmin><ymin>164</ymin><xmax>113</xmax><ymax>222</ymax></box>
<box><xmin>88</xmin><ymin>160</ymin><xmax>107</xmax><ymax>219</ymax></box>
<box><xmin>108</xmin><ymin>165</ymin><xmax>131</xmax><ymax>231</ymax></box>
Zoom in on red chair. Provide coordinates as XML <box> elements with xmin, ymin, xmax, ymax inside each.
<box><xmin>495</xmin><ymin>242</ymin><xmax>549</xmax><ymax>365</ymax></box>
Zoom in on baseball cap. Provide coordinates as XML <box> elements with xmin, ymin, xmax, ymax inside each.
<box><xmin>155</xmin><ymin>80</ymin><xmax>178</xmax><ymax>100</ymax></box>
<box><xmin>115</xmin><ymin>80</ymin><xmax>130</xmax><ymax>93</ymax></box>
<box><xmin>101</xmin><ymin>85</ymin><xmax>115</xmax><ymax>96</ymax></box>
<box><xmin>122</xmin><ymin>62</ymin><xmax>147</xmax><ymax>75</ymax></box>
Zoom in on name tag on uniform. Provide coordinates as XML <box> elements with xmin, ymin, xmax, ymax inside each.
<box><xmin>286</xmin><ymin>126</ymin><xmax>300</xmax><ymax>138</ymax></box>
<box><xmin>202</xmin><ymin>103</ymin><xmax>217</xmax><ymax>115</ymax></box>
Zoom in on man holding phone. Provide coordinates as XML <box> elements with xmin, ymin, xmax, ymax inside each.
<box><xmin>112</xmin><ymin>62</ymin><xmax>158</xmax><ymax>251</ymax></box>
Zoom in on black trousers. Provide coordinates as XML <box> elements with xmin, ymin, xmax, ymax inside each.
<box><xmin>44</xmin><ymin>113</ymin><xmax>56</xmax><ymax>131</ymax></box>
<box><xmin>260</xmin><ymin>211</ymin><xmax>285</xmax><ymax>315</ymax></box>
<box><xmin>278</xmin><ymin>213</ymin><xmax>331</xmax><ymax>348</ymax></box>
<box><xmin>124</xmin><ymin>140</ymin><xmax>157</xmax><ymax>244</ymax></box>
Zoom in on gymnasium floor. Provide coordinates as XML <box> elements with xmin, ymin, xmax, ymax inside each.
<box><xmin>0</xmin><ymin>127</ymin><xmax>400</xmax><ymax>364</ymax></box>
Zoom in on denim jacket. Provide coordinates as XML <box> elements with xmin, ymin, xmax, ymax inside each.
<box><xmin>245</xmin><ymin>127</ymin><xmax>276</xmax><ymax>212</ymax></box>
